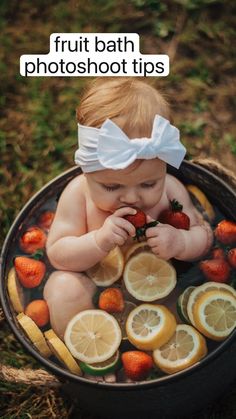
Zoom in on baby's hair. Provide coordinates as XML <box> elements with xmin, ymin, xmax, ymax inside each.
<box><xmin>76</xmin><ymin>78</ymin><xmax>170</xmax><ymax>138</ymax></box>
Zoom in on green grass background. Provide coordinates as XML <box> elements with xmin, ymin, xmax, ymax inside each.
<box><xmin>0</xmin><ymin>0</ymin><xmax>236</xmax><ymax>417</ymax></box>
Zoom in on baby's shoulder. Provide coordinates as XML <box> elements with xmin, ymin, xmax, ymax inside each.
<box><xmin>60</xmin><ymin>174</ymin><xmax>86</xmax><ymax>202</ymax></box>
<box><xmin>165</xmin><ymin>173</ymin><xmax>188</xmax><ymax>200</ymax></box>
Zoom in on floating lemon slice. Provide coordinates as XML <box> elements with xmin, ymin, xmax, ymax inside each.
<box><xmin>153</xmin><ymin>324</ymin><xmax>207</xmax><ymax>374</ymax></box>
<box><xmin>7</xmin><ymin>268</ymin><xmax>25</xmax><ymax>313</ymax></box>
<box><xmin>187</xmin><ymin>282</ymin><xmax>236</xmax><ymax>326</ymax></box>
<box><xmin>124</xmin><ymin>241</ymin><xmax>151</xmax><ymax>261</ymax></box>
<box><xmin>126</xmin><ymin>303</ymin><xmax>177</xmax><ymax>351</ymax></box>
<box><xmin>123</xmin><ymin>252</ymin><xmax>176</xmax><ymax>302</ymax></box>
<box><xmin>177</xmin><ymin>286</ymin><xmax>196</xmax><ymax>323</ymax></box>
<box><xmin>79</xmin><ymin>351</ymin><xmax>121</xmax><ymax>376</ymax></box>
<box><xmin>44</xmin><ymin>329</ymin><xmax>82</xmax><ymax>375</ymax></box>
<box><xmin>86</xmin><ymin>247</ymin><xmax>124</xmax><ymax>286</ymax></box>
<box><xmin>17</xmin><ymin>313</ymin><xmax>51</xmax><ymax>358</ymax></box>
<box><xmin>187</xmin><ymin>184</ymin><xmax>215</xmax><ymax>222</ymax></box>
<box><xmin>193</xmin><ymin>290</ymin><xmax>236</xmax><ymax>341</ymax></box>
<box><xmin>64</xmin><ymin>310</ymin><xmax>122</xmax><ymax>363</ymax></box>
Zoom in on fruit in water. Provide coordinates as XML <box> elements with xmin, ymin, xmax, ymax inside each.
<box><xmin>14</xmin><ymin>257</ymin><xmax>46</xmax><ymax>288</ymax></box>
<box><xmin>227</xmin><ymin>248</ymin><xmax>236</xmax><ymax>268</ymax></box>
<box><xmin>214</xmin><ymin>220</ymin><xmax>236</xmax><ymax>245</ymax></box>
<box><xmin>98</xmin><ymin>288</ymin><xmax>125</xmax><ymax>313</ymax></box>
<box><xmin>121</xmin><ymin>351</ymin><xmax>153</xmax><ymax>381</ymax></box>
<box><xmin>159</xmin><ymin>199</ymin><xmax>190</xmax><ymax>230</ymax></box>
<box><xmin>25</xmin><ymin>299</ymin><xmax>50</xmax><ymax>327</ymax></box>
<box><xmin>199</xmin><ymin>259</ymin><xmax>230</xmax><ymax>283</ymax></box>
<box><xmin>19</xmin><ymin>226</ymin><xmax>47</xmax><ymax>254</ymax></box>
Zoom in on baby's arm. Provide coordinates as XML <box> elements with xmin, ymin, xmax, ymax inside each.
<box><xmin>167</xmin><ymin>175</ymin><xmax>213</xmax><ymax>260</ymax></box>
<box><xmin>47</xmin><ymin>176</ymin><xmax>136</xmax><ymax>271</ymax></box>
<box><xmin>146</xmin><ymin>175</ymin><xmax>213</xmax><ymax>261</ymax></box>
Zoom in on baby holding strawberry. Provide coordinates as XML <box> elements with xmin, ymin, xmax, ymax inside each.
<box><xmin>44</xmin><ymin>77</ymin><xmax>213</xmax><ymax>338</ymax></box>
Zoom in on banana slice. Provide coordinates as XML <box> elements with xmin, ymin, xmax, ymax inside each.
<box><xmin>187</xmin><ymin>185</ymin><xmax>215</xmax><ymax>222</ymax></box>
<box><xmin>7</xmin><ymin>268</ymin><xmax>25</xmax><ymax>313</ymax></box>
<box><xmin>44</xmin><ymin>329</ymin><xmax>82</xmax><ymax>375</ymax></box>
<box><xmin>17</xmin><ymin>313</ymin><xmax>51</xmax><ymax>358</ymax></box>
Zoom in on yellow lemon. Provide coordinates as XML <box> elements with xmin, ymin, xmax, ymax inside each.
<box><xmin>17</xmin><ymin>313</ymin><xmax>51</xmax><ymax>358</ymax></box>
<box><xmin>153</xmin><ymin>324</ymin><xmax>207</xmax><ymax>374</ymax></box>
<box><xmin>44</xmin><ymin>329</ymin><xmax>82</xmax><ymax>375</ymax></box>
<box><xmin>123</xmin><ymin>252</ymin><xmax>176</xmax><ymax>302</ymax></box>
<box><xmin>187</xmin><ymin>282</ymin><xmax>236</xmax><ymax>326</ymax></box>
<box><xmin>86</xmin><ymin>246</ymin><xmax>124</xmax><ymax>286</ymax></box>
<box><xmin>64</xmin><ymin>309</ymin><xmax>122</xmax><ymax>363</ymax></box>
<box><xmin>193</xmin><ymin>290</ymin><xmax>236</xmax><ymax>341</ymax></box>
<box><xmin>124</xmin><ymin>241</ymin><xmax>151</xmax><ymax>261</ymax></box>
<box><xmin>7</xmin><ymin>268</ymin><xmax>25</xmax><ymax>313</ymax></box>
<box><xmin>187</xmin><ymin>184</ymin><xmax>215</xmax><ymax>222</ymax></box>
<box><xmin>126</xmin><ymin>303</ymin><xmax>177</xmax><ymax>350</ymax></box>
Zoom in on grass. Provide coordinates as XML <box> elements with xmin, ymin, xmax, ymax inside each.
<box><xmin>0</xmin><ymin>0</ymin><xmax>236</xmax><ymax>417</ymax></box>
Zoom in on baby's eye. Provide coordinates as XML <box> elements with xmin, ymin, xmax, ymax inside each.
<box><xmin>140</xmin><ymin>182</ymin><xmax>157</xmax><ymax>188</ymax></box>
<box><xmin>102</xmin><ymin>184</ymin><xmax>120</xmax><ymax>191</ymax></box>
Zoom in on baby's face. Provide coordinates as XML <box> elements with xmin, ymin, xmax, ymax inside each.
<box><xmin>85</xmin><ymin>159</ymin><xmax>166</xmax><ymax>213</ymax></box>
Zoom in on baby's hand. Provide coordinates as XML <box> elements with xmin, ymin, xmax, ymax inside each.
<box><xmin>95</xmin><ymin>207</ymin><xmax>137</xmax><ymax>253</ymax></box>
<box><xmin>145</xmin><ymin>216</ymin><xmax>185</xmax><ymax>260</ymax></box>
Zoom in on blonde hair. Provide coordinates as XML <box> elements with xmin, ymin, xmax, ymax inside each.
<box><xmin>76</xmin><ymin>78</ymin><xmax>170</xmax><ymax>138</ymax></box>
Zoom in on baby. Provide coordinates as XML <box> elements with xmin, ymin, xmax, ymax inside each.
<box><xmin>44</xmin><ymin>77</ymin><xmax>213</xmax><ymax>339</ymax></box>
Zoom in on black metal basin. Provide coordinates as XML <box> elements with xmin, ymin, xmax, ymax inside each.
<box><xmin>1</xmin><ymin>160</ymin><xmax>236</xmax><ymax>419</ymax></box>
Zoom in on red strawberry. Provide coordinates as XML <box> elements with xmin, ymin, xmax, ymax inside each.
<box><xmin>159</xmin><ymin>199</ymin><xmax>190</xmax><ymax>230</ymax></box>
<box><xmin>227</xmin><ymin>248</ymin><xmax>236</xmax><ymax>268</ymax></box>
<box><xmin>199</xmin><ymin>259</ymin><xmax>231</xmax><ymax>283</ymax></box>
<box><xmin>124</xmin><ymin>209</ymin><xmax>146</xmax><ymax>229</ymax></box>
<box><xmin>14</xmin><ymin>256</ymin><xmax>46</xmax><ymax>288</ymax></box>
<box><xmin>121</xmin><ymin>351</ymin><xmax>153</xmax><ymax>381</ymax></box>
<box><xmin>38</xmin><ymin>211</ymin><xmax>55</xmax><ymax>230</ymax></box>
<box><xmin>211</xmin><ymin>247</ymin><xmax>225</xmax><ymax>260</ymax></box>
<box><xmin>19</xmin><ymin>226</ymin><xmax>47</xmax><ymax>254</ymax></box>
<box><xmin>98</xmin><ymin>288</ymin><xmax>125</xmax><ymax>313</ymax></box>
<box><xmin>214</xmin><ymin>220</ymin><xmax>236</xmax><ymax>245</ymax></box>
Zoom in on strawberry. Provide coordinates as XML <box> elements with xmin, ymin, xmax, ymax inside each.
<box><xmin>19</xmin><ymin>226</ymin><xmax>47</xmax><ymax>254</ymax></box>
<box><xmin>121</xmin><ymin>351</ymin><xmax>153</xmax><ymax>381</ymax></box>
<box><xmin>159</xmin><ymin>199</ymin><xmax>190</xmax><ymax>230</ymax></box>
<box><xmin>199</xmin><ymin>259</ymin><xmax>231</xmax><ymax>283</ymax></box>
<box><xmin>227</xmin><ymin>248</ymin><xmax>236</xmax><ymax>268</ymax></box>
<box><xmin>211</xmin><ymin>247</ymin><xmax>225</xmax><ymax>260</ymax></box>
<box><xmin>38</xmin><ymin>211</ymin><xmax>55</xmax><ymax>230</ymax></box>
<box><xmin>98</xmin><ymin>288</ymin><xmax>125</xmax><ymax>313</ymax></box>
<box><xmin>214</xmin><ymin>220</ymin><xmax>236</xmax><ymax>245</ymax></box>
<box><xmin>124</xmin><ymin>209</ymin><xmax>146</xmax><ymax>229</ymax></box>
<box><xmin>123</xmin><ymin>208</ymin><xmax>149</xmax><ymax>241</ymax></box>
<box><xmin>14</xmin><ymin>256</ymin><xmax>46</xmax><ymax>288</ymax></box>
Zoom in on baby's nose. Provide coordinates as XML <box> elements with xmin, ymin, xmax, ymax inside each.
<box><xmin>120</xmin><ymin>189</ymin><xmax>139</xmax><ymax>205</ymax></box>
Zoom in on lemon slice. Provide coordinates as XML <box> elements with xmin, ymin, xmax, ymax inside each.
<box><xmin>79</xmin><ymin>351</ymin><xmax>121</xmax><ymax>376</ymax></box>
<box><xmin>126</xmin><ymin>304</ymin><xmax>177</xmax><ymax>350</ymax></box>
<box><xmin>64</xmin><ymin>309</ymin><xmax>122</xmax><ymax>363</ymax></box>
<box><xmin>177</xmin><ymin>286</ymin><xmax>196</xmax><ymax>323</ymax></box>
<box><xmin>187</xmin><ymin>282</ymin><xmax>236</xmax><ymax>326</ymax></box>
<box><xmin>123</xmin><ymin>252</ymin><xmax>176</xmax><ymax>301</ymax></box>
<box><xmin>193</xmin><ymin>290</ymin><xmax>236</xmax><ymax>341</ymax></box>
<box><xmin>44</xmin><ymin>329</ymin><xmax>82</xmax><ymax>375</ymax></box>
<box><xmin>153</xmin><ymin>324</ymin><xmax>207</xmax><ymax>374</ymax></box>
<box><xmin>86</xmin><ymin>247</ymin><xmax>124</xmax><ymax>286</ymax></box>
<box><xmin>124</xmin><ymin>241</ymin><xmax>151</xmax><ymax>261</ymax></box>
<box><xmin>187</xmin><ymin>184</ymin><xmax>215</xmax><ymax>222</ymax></box>
<box><xmin>17</xmin><ymin>313</ymin><xmax>51</xmax><ymax>358</ymax></box>
<box><xmin>7</xmin><ymin>268</ymin><xmax>25</xmax><ymax>313</ymax></box>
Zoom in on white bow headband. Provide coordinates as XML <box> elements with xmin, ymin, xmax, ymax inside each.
<box><xmin>75</xmin><ymin>115</ymin><xmax>186</xmax><ymax>172</ymax></box>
